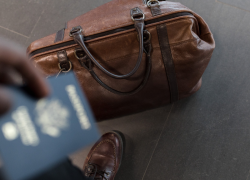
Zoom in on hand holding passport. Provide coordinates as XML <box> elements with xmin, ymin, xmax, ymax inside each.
<box><xmin>0</xmin><ymin>72</ymin><xmax>99</xmax><ymax>180</ymax></box>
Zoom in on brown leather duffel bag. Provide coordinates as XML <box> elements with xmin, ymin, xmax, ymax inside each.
<box><xmin>28</xmin><ymin>0</ymin><xmax>215</xmax><ymax>121</ymax></box>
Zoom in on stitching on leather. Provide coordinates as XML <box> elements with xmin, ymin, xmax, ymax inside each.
<box><xmin>81</xmin><ymin>9</ymin><xmax>192</xmax><ymax>35</ymax></box>
<box><xmin>33</xmin><ymin>38</ymin><xmax>197</xmax><ymax>63</ymax></box>
<box><xmin>34</xmin><ymin>22</ymin><xmax>202</xmax><ymax>62</ymax></box>
<box><xmin>163</xmin><ymin>17</ymin><xmax>196</xmax><ymax>27</ymax></box>
<box><xmin>34</xmin><ymin>31</ymin><xmax>139</xmax><ymax>59</ymax></box>
<box><xmin>34</xmin><ymin>47</ymin><xmax>159</xmax><ymax>65</ymax></box>
<box><xmin>88</xmin><ymin>17</ymin><xmax>195</xmax><ymax>46</ymax></box>
<box><xmin>87</xmin><ymin>18</ymin><xmax>196</xmax><ymax>46</ymax></box>
<box><xmin>32</xmin><ymin>17</ymin><xmax>195</xmax><ymax>58</ymax></box>
<box><xmin>93</xmin><ymin>10</ymin><xmax>192</xmax><ymax>34</ymax></box>
<box><xmin>89</xmin><ymin>140</ymin><xmax>116</xmax><ymax>173</ymax></box>
<box><xmin>34</xmin><ymin>38</ymin><xmax>198</xmax><ymax>62</ymax></box>
<box><xmin>33</xmin><ymin>47</ymin><xmax>76</xmax><ymax>60</ymax></box>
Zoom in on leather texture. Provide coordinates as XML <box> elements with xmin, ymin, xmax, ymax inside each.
<box><xmin>157</xmin><ymin>23</ymin><xmax>178</xmax><ymax>102</ymax></box>
<box><xmin>28</xmin><ymin>0</ymin><xmax>215</xmax><ymax>121</ymax></box>
<box><xmin>83</xmin><ymin>131</ymin><xmax>123</xmax><ymax>180</ymax></box>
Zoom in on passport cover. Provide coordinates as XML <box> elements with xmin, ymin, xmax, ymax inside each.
<box><xmin>0</xmin><ymin>72</ymin><xmax>100</xmax><ymax>180</ymax></box>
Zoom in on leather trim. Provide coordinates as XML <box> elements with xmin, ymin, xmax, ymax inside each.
<box><xmin>28</xmin><ymin>0</ymin><xmax>194</xmax><ymax>54</ymax></box>
<box><xmin>65</xmin><ymin>10</ymin><xmax>192</xmax><ymax>40</ymax></box>
<box><xmin>156</xmin><ymin>23</ymin><xmax>178</xmax><ymax>102</ymax></box>
<box><xmin>150</xmin><ymin>3</ymin><xmax>162</xmax><ymax>16</ymax></box>
<box><xmin>54</xmin><ymin>28</ymin><xmax>65</xmax><ymax>43</ymax></box>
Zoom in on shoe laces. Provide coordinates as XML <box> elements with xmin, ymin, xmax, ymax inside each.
<box><xmin>84</xmin><ymin>163</ymin><xmax>110</xmax><ymax>180</ymax></box>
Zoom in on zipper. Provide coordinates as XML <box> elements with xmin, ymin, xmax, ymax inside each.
<box><xmin>30</xmin><ymin>12</ymin><xmax>193</xmax><ymax>57</ymax></box>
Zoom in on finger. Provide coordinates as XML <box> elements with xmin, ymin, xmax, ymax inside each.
<box><xmin>0</xmin><ymin>66</ymin><xmax>23</xmax><ymax>85</ymax></box>
<box><xmin>0</xmin><ymin>38</ymin><xmax>50</xmax><ymax>98</ymax></box>
<box><xmin>0</xmin><ymin>88</ymin><xmax>12</xmax><ymax>116</ymax></box>
<box><xmin>15</xmin><ymin>58</ymin><xmax>50</xmax><ymax>98</ymax></box>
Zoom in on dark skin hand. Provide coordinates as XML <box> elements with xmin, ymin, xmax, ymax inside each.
<box><xmin>0</xmin><ymin>38</ymin><xmax>50</xmax><ymax>115</ymax></box>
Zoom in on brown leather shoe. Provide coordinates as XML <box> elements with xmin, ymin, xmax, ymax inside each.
<box><xmin>83</xmin><ymin>131</ymin><xmax>124</xmax><ymax>180</ymax></box>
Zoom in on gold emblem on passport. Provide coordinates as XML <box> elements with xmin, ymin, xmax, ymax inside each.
<box><xmin>35</xmin><ymin>99</ymin><xmax>70</xmax><ymax>138</ymax></box>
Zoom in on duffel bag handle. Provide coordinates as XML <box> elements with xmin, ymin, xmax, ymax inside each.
<box><xmin>75</xmin><ymin>35</ymin><xmax>152</xmax><ymax>95</ymax></box>
<box><xmin>69</xmin><ymin>7</ymin><xmax>146</xmax><ymax>79</ymax></box>
<box><xmin>69</xmin><ymin>7</ymin><xmax>153</xmax><ymax>95</ymax></box>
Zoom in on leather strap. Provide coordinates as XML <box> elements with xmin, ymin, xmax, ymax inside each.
<box><xmin>156</xmin><ymin>24</ymin><xmax>179</xmax><ymax>102</ymax></box>
<box><xmin>70</xmin><ymin>8</ymin><xmax>145</xmax><ymax>79</ymax></box>
<box><xmin>146</xmin><ymin>0</ymin><xmax>162</xmax><ymax>16</ymax></box>
<box><xmin>150</xmin><ymin>3</ymin><xmax>161</xmax><ymax>16</ymax></box>
<box><xmin>57</xmin><ymin>50</ymin><xmax>71</xmax><ymax>71</ymax></box>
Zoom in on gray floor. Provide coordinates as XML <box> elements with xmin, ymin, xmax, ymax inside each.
<box><xmin>1</xmin><ymin>0</ymin><xmax>250</xmax><ymax>179</ymax></box>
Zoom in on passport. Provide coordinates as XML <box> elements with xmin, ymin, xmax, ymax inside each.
<box><xmin>0</xmin><ymin>72</ymin><xmax>100</xmax><ymax>180</ymax></box>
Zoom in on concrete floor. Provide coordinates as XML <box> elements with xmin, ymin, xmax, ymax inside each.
<box><xmin>1</xmin><ymin>0</ymin><xmax>250</xmax><ymax>179</ymax></box>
